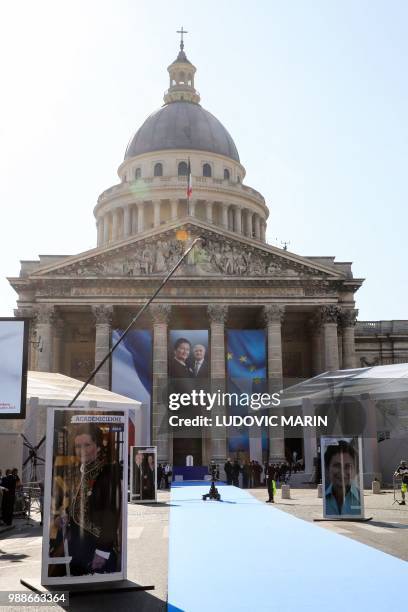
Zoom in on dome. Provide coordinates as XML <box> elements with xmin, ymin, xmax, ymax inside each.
<box><xmin>124</xmin><ymin>101</ymin><xmax>240</xmax><ymax>162</ymax></box>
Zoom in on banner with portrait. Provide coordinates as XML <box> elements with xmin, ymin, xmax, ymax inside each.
<box><xmin>0</xmin><ymin>318</ymin><xmax>29</xmax><ymax>419</ymax></box>
<box><xmin>130</xmin><ymin>446</ymin><xmax>157</xmax><ymax>502</ymax></box>
<box><xmin>41</xmin><ymin>408</ymin><xmax>128</xmax><ymax>585</ymax></box>
<box><xmin>168</xmin><ymin>330</ymin><xmax>209</xmax><ymax>466</ymax></box>
<box><xmin>321</xmin><ymin>436</ymin><xmax>364</xmax><ymax>520</ymax></box>
<box><xmin>111</xmin><ymin>329</ymin><xmax>153</xmax><ymax>446</ymax></box>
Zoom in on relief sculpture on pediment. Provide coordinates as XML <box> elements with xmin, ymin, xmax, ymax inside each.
<box><xmin>46</xmin><ymin>232</ymin><xmax>320</xmax><ymax>279</ymax></box>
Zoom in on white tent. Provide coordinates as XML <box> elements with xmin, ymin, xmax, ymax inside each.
<box><xmin>280</xmin><ymin>363</ymin><xmax>408</xmax><ymax>484</ymax></box>
<box><xmin>0</xmin><ymin>371</ymin><xmax>142</xmax><ymax>481</ymax></box>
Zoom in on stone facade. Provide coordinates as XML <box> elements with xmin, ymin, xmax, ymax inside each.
<box><xmin>7</xmin><ymin>39</ymin><xmax>408</xmax><ymax>469</ymax></box>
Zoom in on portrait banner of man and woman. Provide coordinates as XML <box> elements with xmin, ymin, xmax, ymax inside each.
<box><xmin>130</xmin><ymin>446</ymin><xmax>157</xmax><ymax>503</ymax></box>
<box><xmin>321</xmin><ymin>436</ymin><xmax>364</xmax><ymax>519</ymax></box>
<box><xmin>168</xmin><ymin>330</ymin><xmax>209</xmax><ymax>383</ymax></box>
<box><xmin>41</xmin><ymin>408</ymin><xmax>128</xmax><ymax>585</ymax></box>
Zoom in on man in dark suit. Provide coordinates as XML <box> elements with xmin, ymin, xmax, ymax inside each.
<box><xmin>191</xmin><ymin>344</ymin><xmax>209</xmax><ymax>379</ymax></box>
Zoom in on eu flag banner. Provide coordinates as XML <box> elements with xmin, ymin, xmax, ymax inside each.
<box><xmin>227</xmin><ymin>329</ymin><xmax>267</xmax><ymax>391</ymax></box>
<box><xmin>227</xmin><ymin>330</ymin><xmax>267</xmax><ymax>456</ymax></box>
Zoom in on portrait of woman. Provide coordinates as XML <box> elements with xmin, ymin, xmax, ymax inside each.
<box><xmin>169</xmin><ymin>337</ymin><xmax>194</xmax><ymax>379</ymax></box>
<box><xmin>50</xmin><ymin>423</ymin><xmax>122</xmax><ymax>577</ymax></box>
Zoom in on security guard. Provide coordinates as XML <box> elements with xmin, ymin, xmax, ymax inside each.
<box><xmin>394</xmin><ymin>460</ymin><xmax>408</xmax><ymax>506</ymax></box>
<box><xmin>266</xmin><ymin>463</ymin><xmax>277</xmax><ymax>503</ymax></box>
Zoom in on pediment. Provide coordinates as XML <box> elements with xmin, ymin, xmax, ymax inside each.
<box><xmin>30</xmin><ymin>220</ymin><xmax>346</xmax><ymax>281</ymax></box>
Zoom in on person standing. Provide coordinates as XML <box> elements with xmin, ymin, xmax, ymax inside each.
<box><xmin>242</xmin><ymin>462</ymin><xmax>250</xmax><ymax>488</ymax></box>
<box><xmin>224</xmin><ymin>459</ymin><xmax>233</xmax><ymax>485</ymax></box>
<box><xmin>1</xmin><ymin>469</ymin><xmax>17</xmax><ymax>526</ymax></box>
<box><xmin>232</xmin><ymin>460</ymin><xmax>241</xmax><ymax>487</ymax></box>
<box><xmin>266</xmin><ymin>463</ymin><xmax>277</xmax><ymax>503</ymax></box>
<box><xmin>394</xmin><ymin>460</ymin><xmax>408</xmax><ymax>505</ymax></box>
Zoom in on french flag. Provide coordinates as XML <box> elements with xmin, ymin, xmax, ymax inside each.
<box><xmin>187</xmin><ymin>159</ymin><xmax>192</xmax><ymax>198</ymax></box>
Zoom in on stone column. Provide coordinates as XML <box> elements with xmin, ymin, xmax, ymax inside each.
<box><xmin>52</xmin><ymin>317</ymin><xmax>65</xmax><ymax>373</ymax></box>
<box><xmin>112</xmin><ymin>209</ymin><xmax>119</xmax><ymax>241</ymax></box>
<box><xmin>151</xmin><ymin>304</ymin><xmax>171</xmax><ymax>462</ymax></box>
<box><xmin>245</xmin><ymin>210</ymin><xmax>253</xmax><ymax>237</ymax></box>
<box><xmin>321</xmin><ymin>305</ymin><xmax>340</xmax><ymax>371</ymax></box>
<box><xmin>260</xmin><ymin>219</ymin><xmax>266</xmax><ymax>242</ymax></box>
<box><xmin>123</xmin><ymin>205</ymin><xmax>132</xmax><ymax>238</ymax></box>
<box><xmin>340</xmin><ymin>308</ymin><xmax>358</xmax><ymax>369</ymax></box>
<box><xmin>137</xmin><ymin>202</ymin><xmax>144</xmax><ymax>232</ymax></box>
<box><xmin>131</xmin><ymin>206</ymin><xmax>138</xmax><ymax>234</ymax></box>
<box><xmin>263</xmin><ymin>305</ymin><xmax>286</xmax><ymax>461</ymax></box>
<box><xmin>222</xmin><ymin>204</ymin><xmax>229</xmax><ymax>229</ymax></box>
<box><xmin>14</xmin><ymin>307</ymin><xmax>36</xmax><ymax>370</ymax></box>
<box><xmin>254</xmin><ymin>215</ymin><xmax>261</xmax><ymax>240</ymax></box>
<box><xmin>92</xmin><ymin>305</ymin><xmax>113</xmax><ymax>390</ymax></box>
<box><xmin>97</xmin><ymin>218</ymin><xmax>104</xmax><ymax>246</ymax></box>
<box><xmin>308</xmin><ymin>312</ymin><xmax>323</xmax><ymax>375</ymax></box>
<box><xmin>171</xmin><ymin>199</ymin><xmax>178</xmax><ymax>221</ymax></box>
<box><xmin>234</xmin><ymin>206</ymin><xmax>242</xmax><ymax>234</ymax></box>
<box><xmin>207</xmin><ymin>305</ymin><xmax>228</xmax><ymax>464</ymax></box>
<box><xmin>34</xmin><ymin>305</ymin><xmax>55</xmax><ymax>372</ymax></box>
<box><xmin>337</xmin><ymin>328</ymin><xmax>343</xmax><ymax>369</ymax></box>
<box><xmin>206</xmin><ymin>201</ymin><xmax>213</xmax><ymax>223</ymax></box>
<box><xmin>103</xmin><ymin>214</ymin><xmax>110</xmax><ymax>243</ymax></box>
<box><xmin>153</xmin><ymin>200</ymin><xmax>161</xmax><ymax>227</ymax></box>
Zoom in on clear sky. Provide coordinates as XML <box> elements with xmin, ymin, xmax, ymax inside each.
<box><xmin>1</xmin><ymin>0</ymin><xmax>407</xmax><ymax>320</ymax></box>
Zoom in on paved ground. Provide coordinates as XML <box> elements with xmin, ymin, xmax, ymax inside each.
<box><xmin>249</xmin><ymin>486</ymin><xmax>408</xmax><ymax>561</ymax></box>
<box><xmin>0</xmin><ymin>491</ymin><xmax>170</xmax><ymax>612</ymax></box>
<box><xmin>0</xmin><ymin>485</ymin><xmax>406</xmax><ymax>611</ymax></box>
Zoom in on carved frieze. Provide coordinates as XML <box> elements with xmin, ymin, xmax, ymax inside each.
<box><xmin>39</xmin><ymin>230</ymin><xmax>328</xmax><ymax>280</ymax></box>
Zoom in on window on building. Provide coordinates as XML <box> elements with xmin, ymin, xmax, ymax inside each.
<box><xmin>154</xmin><ymin>163</ymin><xmax>163</xmax><ymax>177</ymax></box>
<box><xmin>135</xmin><ymin>167</ymin><xmax>141</xmax><ymax>179</ymax></box>
<box><xmin>203</xmin><ymin>163</ymin><xmax>212</xmax><ymax>177</ymax></box>
<box><xmin>224</xmin><ymin>168</ymin><xmax>230</xmax><ymax>180</ymax></box>
<box><xmin>178</xmin><ymin>161</ymin><xmax>188</xmax><ymax>176</ymax></box>
<box><xmin>237</xmin><ymin>175</ymin><xmax>241</xmax><ymax>183</ymax></box>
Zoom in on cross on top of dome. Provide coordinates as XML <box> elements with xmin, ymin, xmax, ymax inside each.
<box><xmin>177</xmin><ymin>26</ymin><xmax>188</xmax><ymax>51</ymax></box>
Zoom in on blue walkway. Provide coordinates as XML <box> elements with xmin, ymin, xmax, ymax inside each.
<box><xmin>168</xmin><ymin>483</ymin><xmax>406</xmax><ymax>612</ymax></box>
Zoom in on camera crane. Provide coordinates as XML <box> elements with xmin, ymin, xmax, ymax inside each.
<box><xmin>203</xmin><ymin>461</ymin><xmax>222</xmax><ymax>501</ymax></box>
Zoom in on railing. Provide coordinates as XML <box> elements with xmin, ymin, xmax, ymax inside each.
<box><xmin>356</xmin><ymin>321</ymin><xmax>408</xmax><ymax>335</ymax></box>
<box><xmin>97</xmin><ymin>176</ymin><xmax>266</xmax><ymax>206</ymax></box>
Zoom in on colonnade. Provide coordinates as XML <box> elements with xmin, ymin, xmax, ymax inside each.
<box><xmin>96</xmin><ymin>200</ymin><xmax>267</xmax><ymax>246</ymax></box>
<box><xmin>26</xmin><ymin>303</ymin><xmax>358</xmax><ymax>466</ymax></box>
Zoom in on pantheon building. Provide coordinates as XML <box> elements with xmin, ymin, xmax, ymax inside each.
<box><xmin>9</xmin><ymin>40</ymin><xmax>408</xmax><ymax>472</ymax></box>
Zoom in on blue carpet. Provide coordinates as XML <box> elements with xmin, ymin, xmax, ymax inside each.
<box><xmin>168</xmin><ymin>484</ymin><xmax>407</xmax><ymax>612</ymax></box>
<box><xmin>171</xmin><ymin>480</ymin><xmax>226</xmax><ymax>487</ymax></box>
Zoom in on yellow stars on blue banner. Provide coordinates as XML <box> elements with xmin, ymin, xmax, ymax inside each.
<box><xmin>239</xmin><ymin>355</ymin><xmax>248</xmax><ymax>363</ymax></box>
<box><xmin>227</xmin><ymin>352</ymin><xmax>233</xmax><ymax>360</ymax></box>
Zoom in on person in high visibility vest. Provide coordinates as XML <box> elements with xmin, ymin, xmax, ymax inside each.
<box><xmin>266</xmin><ymin>463</ymin><xmax>277</xmax><ymax>503</ymax></box>
<box><xmin>394</xmin><ymin>460</ymin><xmax>408</xmax><ymax>506</ymax></box>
